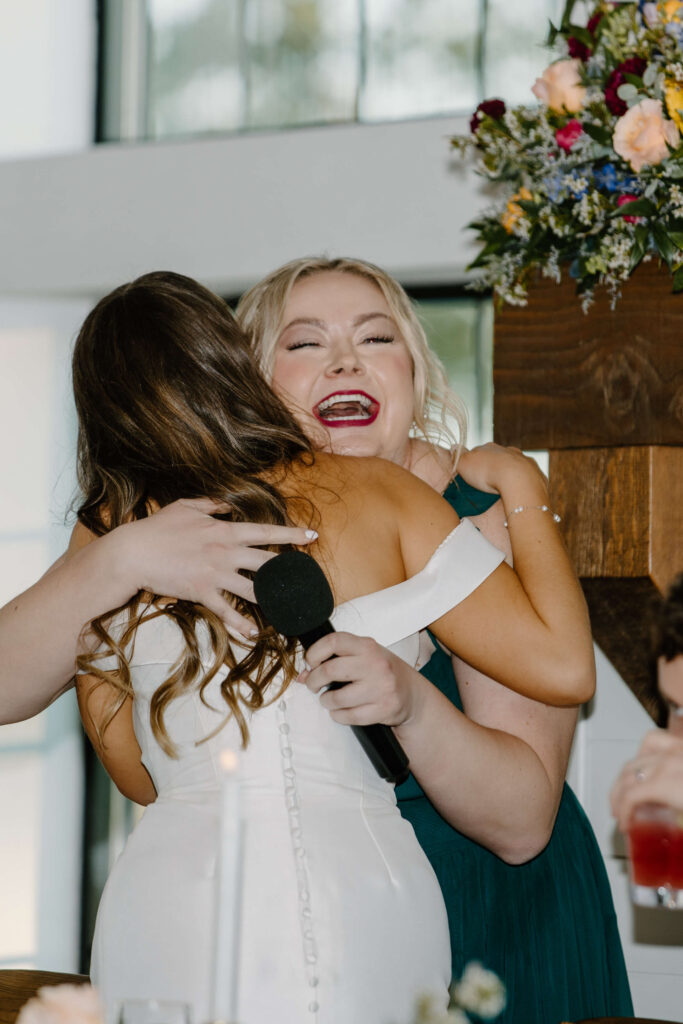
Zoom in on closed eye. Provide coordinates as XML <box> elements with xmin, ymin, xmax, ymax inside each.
<box><xmin>362</xmin><ymin>335</ymin><xmax>394</xmax><ymax>344</ymax></box>
<box><xmin>286</xmin><ymin>340</ymin><xmax>322</xmax><ymax>350</ymax></box>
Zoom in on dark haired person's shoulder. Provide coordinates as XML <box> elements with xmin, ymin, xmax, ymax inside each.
<box><xmin>336</xmin><ymin>455</ymin><xmax>454</xmax><ymax>515</ymax></box>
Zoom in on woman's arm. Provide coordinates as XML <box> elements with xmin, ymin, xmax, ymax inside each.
<box><xmin>445</xmin><ymin>497</ymin><xmax>576</xmax><ymax>860</ymax></box>
<box><xmin>392</xmin><ymin>445</ymin><xmax>595</xmax><ymax>706</ymax></box>
<box><xmin>0</xmin><ymin>498</ymin><xmax>317</xmax><ymax>725</ymax></box>
<box><xmin>300</xmin><ymin>636</ymin><xmax>575</xmax><ymax>863</ymax></box>
<box><xmin>300</xmin><ymin>459</ymin><xmax>584</xmax><ymax>860</ymax></box>
<box><xmin>77</xmin><ymin>673</ymin><xmax>157</xmax><ymax>805</ymax></box>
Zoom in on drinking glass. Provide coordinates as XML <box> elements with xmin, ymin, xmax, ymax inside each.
<box><xmin>628</xmin><ymin>802</ymin><xmax>683</xmax><ymax>908</ymax></box>
<box><xmin>116</xmin><ymin>999</ymin><xmax>192</xmax><ymax>1024</ymax></box>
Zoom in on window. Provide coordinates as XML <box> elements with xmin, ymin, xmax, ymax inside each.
<box><xmin>0</xmin><ymin>301</ymin><xmax>88</xmax><ymax>971</ymax></box>
<box><xmin>98</xmin><ymin>0</ymin><xmax>562</xmax><ymax>142</ymax></box>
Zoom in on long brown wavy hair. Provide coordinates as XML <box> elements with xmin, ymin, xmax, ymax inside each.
<box><xmin>74</xmin><ymin>271</ymin><xmax>314</xmax><ymax>755</ymax></box>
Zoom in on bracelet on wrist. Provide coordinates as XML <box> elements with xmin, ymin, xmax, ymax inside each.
<box><xmin>503</xmin><ymin>504</ymin><xmax>561</xmax><ymax>529</ymax></box>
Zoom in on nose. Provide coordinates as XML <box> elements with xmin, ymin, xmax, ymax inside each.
<box><xmin>326</xmin><ymin>340</ymin><xmax>364</xmax><ymax>376</ymax></box>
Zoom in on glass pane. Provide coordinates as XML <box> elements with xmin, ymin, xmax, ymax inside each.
<box><xmin>146</xmin><ymin>0</ymin><xmax>243</xmax><ymax>138</ymax></box>
<box><xmin>362</xmin><ymin>0</ymin><xmax>481</xmax><ymax>121</ymax></box>
<box><xmin>0</xmin><ymin>329</ymin><xmax>57</xmax><ymax>533</ymax></box>
<box><xmin>415</xmin><ymin>296</ymin><xmax>493</xmax><ymax>449</ymax></box>
<box><xmin>484</xmin><ymin>0</ymin><xmax>562</xmax><ymax>106</ymax></box>
<box><xmin>244</xmin><ymin>0</ymin><xmax>359</xmax><ymax>128</ymax></box>
<box><xmin>0</xmin><ymin>753</ymin><xmax>41</xmax><ymax>961</ymax></box>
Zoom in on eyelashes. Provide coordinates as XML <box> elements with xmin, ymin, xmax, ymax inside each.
<box><xmin>285</xmin><ymin>335</ymin><xmax>394</xmax><ymax>351</ymax></box>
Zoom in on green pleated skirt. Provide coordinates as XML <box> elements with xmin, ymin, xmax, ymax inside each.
<box><xmin>396</xmin><ymin>477</ymin><xmax>633</xmax><ymax>1023</ymax></box>
<box><xmin>397</xmin><ymin>645</ymin><xmax>633</xmax><ymax>1024</ymax></box>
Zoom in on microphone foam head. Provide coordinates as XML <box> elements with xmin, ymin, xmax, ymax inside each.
<box><xmin>253</xmin><ymin>549</ymin><xmax>334</xmax><ymax>636</ymax></box>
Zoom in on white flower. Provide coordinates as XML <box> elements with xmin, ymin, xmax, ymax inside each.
<box><xmin>451</xmin><ymin>962</ymin><xmax>507</xmax><ymax>1021</ymax></box>
<box><xmin>17</xmin><ymin>985</ymin><xmax>104</xmax><ymax>1024</ymax></box>
<box><xmin>443</xmin><ymin>1010</ymin><xmax>469</xmax><ymax>1024</ymax></box>
<box><xmin>643</xmin><ymin>3</ymin><xmax>659</xmax><ymax>27</ymax></box>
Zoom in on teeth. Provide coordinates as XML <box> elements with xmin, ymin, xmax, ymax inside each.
<box><xmin>317</xmin><ymin>392</ymin><xmax>372</xmax><ymax>413</ymax></box>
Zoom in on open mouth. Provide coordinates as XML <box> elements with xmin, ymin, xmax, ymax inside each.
<box><xmin>313</xmin><ymin>390</ymin><xmax>380</xmax><ymax>427</ymax></box>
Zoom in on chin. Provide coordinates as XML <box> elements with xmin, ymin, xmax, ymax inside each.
<box><xmin>325</xmin><ymin>431</ymin><xmax>383</xmax><ymax>458</ymax></box>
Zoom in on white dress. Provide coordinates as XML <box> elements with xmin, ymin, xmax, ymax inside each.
<box><xmin>89</xmin><ymin>520</ymin><xmax>503</xmax><ymax>1024</ymax></box>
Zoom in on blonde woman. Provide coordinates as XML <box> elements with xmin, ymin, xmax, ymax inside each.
<box><xmin>234</xmin><ymin>256</ymin><xmax>633</xmax><ymax>1024</ymax></box>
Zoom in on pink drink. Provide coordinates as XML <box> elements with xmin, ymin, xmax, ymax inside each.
<box><xmin>628</xmin><ymin>804</ymin><xmax>683</xmax><ymax>907</ymax></box>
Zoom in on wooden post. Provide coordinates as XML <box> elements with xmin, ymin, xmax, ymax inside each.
<box><xmin>494</xmin><ymin>262</ymin><xmax>683</xmax><ymax>720</ymax></box>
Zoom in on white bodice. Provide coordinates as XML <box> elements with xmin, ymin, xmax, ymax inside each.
<box><xmin>89</xmin><ymin>518</ymin><xmax>504</xmax><ymax>1024</ymax></box>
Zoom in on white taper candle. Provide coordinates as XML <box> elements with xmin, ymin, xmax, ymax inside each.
<box><xmin>211</xmin><ymin>747</ymin><xmax>242</xmax><ymax>1023</ymax></box>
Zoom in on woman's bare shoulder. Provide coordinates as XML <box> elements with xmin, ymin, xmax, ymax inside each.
<box><xmin>68</xmin><ymin>519</ymin><xmax>98</xmax><ymax>554</ymax></box>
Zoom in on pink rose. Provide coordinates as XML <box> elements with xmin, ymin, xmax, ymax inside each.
<box><xmin>556</xmin><ymin>119</ymin><xmax>583</xmax><ymax>151</ymax></box>
<box><xmin>612</xmin><ymin>98</ymin><xmax>680</xmax><ymax>171</ymax></box>
<box><xmin>17</xmin><ymin>985</ymin><xmax>103</xmax><ymax>1024</ymax></box>
<box><xmin>617</xmin><ymin>194</ymin><xmax>642</xmax><ymax>223</ymax></box>
<box><xmin>532</xmin><ymin>59</ymin><xmax>586</xmax><ymax>113</ymax></box>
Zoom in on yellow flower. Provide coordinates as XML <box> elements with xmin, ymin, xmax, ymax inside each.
<box><xmin>501</xmin><ymin>188</ymin><xmax>533</xmax><ymax>233</ymax></box>
<box><xmin>662</xmin><ymin>0</ymin><xmax>683</xmax><ymax>21</ymax></box>
<box><xmin>665</xmin><ymin>80</ymin><xmax>683</xmax><ymax>130</ymax></box>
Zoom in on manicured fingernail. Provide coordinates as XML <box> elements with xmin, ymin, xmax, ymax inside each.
<box><xmin>305</xmin><ymin>529</ymin><xmax>318</xmax><ymax>540</ymax></box>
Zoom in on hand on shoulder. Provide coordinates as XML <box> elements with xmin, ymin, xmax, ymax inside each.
<box><xmin>66</xmin><ymin>497</ymin><xmax>318</xmax><ymax>637</ymax></box>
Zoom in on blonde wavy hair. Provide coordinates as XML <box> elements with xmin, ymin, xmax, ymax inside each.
<box><xmin>235</xmin><ymin>256</ymin><xmax>468</xmax><ymax>463</ymax></box>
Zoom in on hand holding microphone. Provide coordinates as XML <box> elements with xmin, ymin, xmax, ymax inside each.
<box><xmin>254</xmin><ymin>550</ymin><xmax>410</xmax><ymax>785</ymax></box>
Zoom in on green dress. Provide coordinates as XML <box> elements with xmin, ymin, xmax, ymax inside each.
<box><xmin>396</xmin><ymin>476</ymin><xmax>633</xmax><ymax>1024</ymax></box>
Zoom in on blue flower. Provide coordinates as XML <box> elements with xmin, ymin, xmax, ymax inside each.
<box><xmin>593</xmin><ymin>162</ymin><xmax>619</xmax><ymax>192</ymax></box>
<box><xmin>542</xmin><ymin>170</ymin><xmax>565</xmax><ymax>202</ymax></box>
<box><xmin>593</xmin><ymin>163</ymin><xmax>642</xmax><ymax>195</ymax></box>
<box><xmin>666</xmin><ymin>21</ymin><xmax>683</xmax><ymax>46</ymax></box>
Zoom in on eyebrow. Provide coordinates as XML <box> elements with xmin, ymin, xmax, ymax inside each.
<box><xmin>279</xmin><ymin>312</ymin><xmax>396</xmax><ymax>334</ymax></box>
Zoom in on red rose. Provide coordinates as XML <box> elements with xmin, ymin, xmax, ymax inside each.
<box><xmin>567</xmin><ymin>13</ymin><xmax>603</xmax><ymax>61</ymax></box>
<box><xmin>605</xmin><ymin>57</ymin><xmax>647</xmax><ymax>116</ymax></box>
<box><xmin>617</xmin><ymin>194</ymin><xmax>641</xmax><ymax>223</ymax></box>
<box><xmin>568</xmin><ymin>37</ymin><xmax>590</xmax><ymax>61</ymax></box>
<box><xmin>470</xmin><ymin>99</ymin><xmax>507</xmax><ymax>134</ymax></box>
<box><xmin>555</xmin><ymin>119</ymin><xmax>583</xmax><ymax>151</ymax></box>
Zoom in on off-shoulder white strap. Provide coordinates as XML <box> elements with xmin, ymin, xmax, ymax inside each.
<box><xmin>331</xmin><ymin>519</ymin><xmax>504</xmax><ymax>648</ymax></box>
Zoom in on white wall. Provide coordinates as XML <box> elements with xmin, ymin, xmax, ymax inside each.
<box><xmin>0</xmin><ymin>296</ymin><xmax>90</xmax><ymax>970</ymax></box>
<box><xmin>0</xmin><ymin>0</ymin><xmax>95</xmax><ymax>971</ymax></box>
<box><xmin>0</xmin><ymin>0</ymin><xmax>95</xmax><ymax>161</ymax></box>
<box><xmin>0</xmin><ymin>114</ymin><xmax>482</xmax><ymax>299</ymax></box>
<box><xmin>569</xmin><ymin>649</ymin><xmax>683</xmax><ymax>1019</ymax></box>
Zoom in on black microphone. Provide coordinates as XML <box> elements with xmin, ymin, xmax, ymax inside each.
<box><xmin>254</xmin><ymin>549</ymin><xmax>410</xmax><ymax>786</ymax></box>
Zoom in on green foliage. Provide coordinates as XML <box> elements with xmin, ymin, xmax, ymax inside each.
<box><xmin>451</xmin><ymin>1</ymin><xmax>683</xmax><ymax>309</ymax></box>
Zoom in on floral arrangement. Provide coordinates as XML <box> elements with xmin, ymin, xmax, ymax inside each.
<box><xmin>411</xmin><ymin>962</ymin><xmax>506</xmax><ymax>1024</ymax></box>
<box><xmin>451</xmin><ymin>0</ymin><xmax>683</xmax><ymax>308</ymax></box>
<box><xmin>16</xmin><ymin>984</ymin><xmax>104</xmax><ymax>1024</ymax></box>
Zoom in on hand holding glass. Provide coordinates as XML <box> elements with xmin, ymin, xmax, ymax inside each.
<box><xmin>628</xmin><ymin>803</ymin><xmax>683</xmax><ymax>909</ymax></box>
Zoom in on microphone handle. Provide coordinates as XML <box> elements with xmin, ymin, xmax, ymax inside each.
<box><xmin>299</xmin><ymin>623</ymin><xmax>410</xmax><ymax>786</ymax></box>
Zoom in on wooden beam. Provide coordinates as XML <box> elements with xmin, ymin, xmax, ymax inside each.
<box><xmin>493</xmin><ymin>262</ymin><xmax>683</xmax><ymax>450</ymax></box>
<box><xmin>549</xmin><ymin>446</ymin><xmax>683</xmax><ymax>721</ymax></box>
